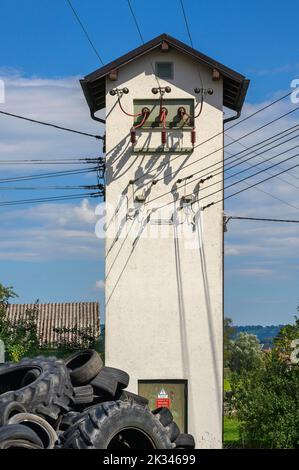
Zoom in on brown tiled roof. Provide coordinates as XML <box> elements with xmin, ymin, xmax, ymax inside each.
<box><xmin>7</xmin><ymin>302</ymin><xmax>100</xmax><ymax>345</ymax></box>
<box><xmin>81</xmin><ymin>33</ymin><xmax>249</xmax><ymax>114</ymax></box>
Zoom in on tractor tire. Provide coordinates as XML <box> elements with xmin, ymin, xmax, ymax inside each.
<box><xmin>0</xmin><ymin>356</ymin><xmax>73</xmax><ymax>420</ymax></box>
<box><xmin>116</xmin><ymin>390</ymin><xmax>149</xmax><ymax>407</ymax></box>
<box><xmin>0</xmin><ymin>401</ymin><xmax>27</xmax><ymax>426</ymax></box>
<box><xmin>65</xmin><ymin>350</ymin><xmax>103</xmax><ymax>385</ymax></box>
<box><xmin>152</xmin><ymin>407</ymin><xmax>173</xmax><ymax>426</ymax></box>
<box><xmin>0</xmin><ymin>424</ymin><xmax>43</xmax><ymax>448</ymax></box>
<box><xmin>62</xmin><ymin>400</ymin><xmax>175</xmax><ymax>449</ymax></box>
<box><xmin>174</xmin><ymin>433</ymin><xmax>196</xmax><ymax>449</ymax></box>
<box><xmin>58</xmin><ymin>411</ymin><xmax>81</xmax><ymax>432</ymax></box>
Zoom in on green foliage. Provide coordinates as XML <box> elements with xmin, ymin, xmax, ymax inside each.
<box><xmin>223</xmin><ymin>416</ymin><xmax>242</xmax><ymax>447</ymax></box>
<box><xmin>274</xmin><ymin>316</ymin><xmax>299</xmax><ymax>358</ymax></box>
<box><xmin>232</xmin><ymin>351</ymin><xmax>299</xmax><ymax>448</ymax></box>
<box><xmin>228</xmin><ymin>332</ymin><xmax>263</xmax><ymax>374</ymax></box>
<box><xmin>0</xmin><ymin>283</ymin><xmax>40</xmax><ymax>362</ymax></box>
<box><xmin>224</xmin><ymin>317</ymin><xmax>235</xmax><ymax>367</ymax></box>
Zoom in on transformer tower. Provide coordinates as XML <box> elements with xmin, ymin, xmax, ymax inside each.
<box><xmin>81</xmin><ymin>34</ymin><xmax>249</xmax><ymax>448</ymax></box>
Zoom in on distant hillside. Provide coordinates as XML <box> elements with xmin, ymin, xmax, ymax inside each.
<box><xmin>233</xmin><ymin>325</ymin><xmax>285</xmax><ymax>348</ymax></box>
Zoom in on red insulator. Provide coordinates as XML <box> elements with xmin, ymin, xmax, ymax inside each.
<box><xmin>191</xmin><ymin>128</ymin><xmax>196</xmax><ymax>146</ymax></box>
<box><xmin>161</xmin><ymin>129</ymin><xmax>167</xmax><ymax>145</ymax></box>
<box><xmin>130</xmin><ymin>128</ymin><xmax>136</xmax><ymax>145</ymax></box>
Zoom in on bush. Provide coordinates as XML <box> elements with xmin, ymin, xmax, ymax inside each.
<box><xmin>233</xmin><ymin>352</ymin><xmax>299</xmax><ymax>448</ymax></box>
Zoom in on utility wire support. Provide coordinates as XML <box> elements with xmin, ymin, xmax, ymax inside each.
<box><xmin>130</xmin><ymin>91</ymin><xmax>296</xmax><ymax>185</ymax></box>
<box><xmin>179</xmin><ymin>0</ymin><xmax>193</xmax><ymax>48</ymax></box>
<box><xmin>0</xmin><ymin>110</ymin><xmax>103</xmax><ymax>140</ymax></box>
<box><xmin>66</xmin><ymin>0</ymin><xmax>104</xmax><ymax>65</ymax></box>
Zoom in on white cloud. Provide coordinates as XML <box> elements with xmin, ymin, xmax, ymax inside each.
<box><xmin>95</xmin><ymin>280</ymin><xmax>105</xmax><ymax>290</ymax></box>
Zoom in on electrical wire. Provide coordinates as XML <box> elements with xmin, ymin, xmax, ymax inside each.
<box><xmin>148</xmin><ymin>150</ymin><xmax>299</xmax><ymax>213</ymax></box>
<box><xmin>202</xmin><ymin>161</ymin><xmax>299</xmax><ymax>210</ymax></box>
<box><xmin>0</xmin><ymin>192</ymin><xmax>102</xmax><ymax>207</ymax></box>
<box><xmin>179</xmin><ymin>0</ymin><xmax>194</xmax><ymax>47</ymax></box>
<box><xmin>0</xmin><ymin>167</ymin><xmax>97</xmax><ymax>184</ymax></box>
<box><xmin>129</xmin><ymin>92</ymin><xmax>297</xmax><ymax>185</ymax></box>
<box><xmin>126</xmin><ymin>0</ymin><xmax>161</xmax><ymax>89</ymax></box>
<box><xmin>226</xmin><ymin>216</ymin><xmax>299</xmax><ymax>223</ymax></box>
<box><xmin>225</xmin><ymin>131</ymin><xmax>299</xmax><ymax>184</ymax></box>
<box><xmin>0</xmin><ymin>185</ymin><xmax>102</xmax><ymax>190</ymax></box>
<box><xmin>66</xmin><ymin>0</ymin><xmax>104</xmax><ymax>65</ymax></box>
<box><xmin>144</xmin><ymin>125</ymin><xmax>299</xmax><ymax>206</ymax></box>
<box><xmin>0</xmin><ymin>110</ymin><xmax>103</xmax><ymax>140</ymax></box>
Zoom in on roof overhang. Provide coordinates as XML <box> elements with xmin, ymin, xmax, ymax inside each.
<box><xmin>80</xmin><ymin>33</ymin><xmax>249</xmax><ymax>116</ymax></box>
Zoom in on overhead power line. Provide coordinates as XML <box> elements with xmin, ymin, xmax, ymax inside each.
<box><xmin>150</xmin><ymin>150</ymin><xmax>299</xmax><ymax>213</ymax></box>
<box><xmin>127</xmin><ymin>0</ymin><xmax>144</xmax><ymax>44</ymax></box>
<box><xmin>0</xmin><ymin>167</ymin><xmax>97</xmax><ymax>184</ymax></box>
<box><xmin>226</xmin><ymin>216</ymin><xmax>299</xmax><ymax>223</ymax></box>
<box><xmin>66</xmin><ymin>0</ymin><xmax>104</xmax><ymax>65</ymax></box>
<box><xmin>179</xmin><ymin>0</ymin><xmax>193</xmax><ymax>47</ymax></box>
<box><xmin>0</xmin><ymin>185</ymin><xmax>103</xmax><ymax>190</ymax></box>
<box><xmin>0</xmin><ymin>192</ymin><xmax>102</xmax><ymax>207</ymax></box>
<box><xmin>0</xmin><ymin>110</ymin><xmax>103</xmax><ymax>140</ymax></box>
<box><xmin>202</xmin><ymin>161</ymin><xmax>299</xmax><ymax>210</ymax></box>
<box><xmin>131</xmin><ymin>92</ymin><xmax>297</xmax><ymax>186</ymax></box>
<box><xmin>144</xmin><ymin>124</ymin><xmax>299</xmax><ymax>206</ymax></box>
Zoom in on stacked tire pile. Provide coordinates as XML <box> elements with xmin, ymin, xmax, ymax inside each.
<box><xmin>0</xmin><ymin>350</ymin><xmax>195</xmax><ymax>449</ymax></box>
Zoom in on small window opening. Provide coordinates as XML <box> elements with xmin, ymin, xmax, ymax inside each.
<box><xmin>155</xmin><ymin>62</ymin><xmax>174</xmax><ymax>79</ymax></box>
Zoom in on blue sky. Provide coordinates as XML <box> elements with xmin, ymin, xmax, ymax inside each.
<box><xmin>0</xmin><ymin>0</ymin><xmax>299</xmax><ymax>325</ymax></box>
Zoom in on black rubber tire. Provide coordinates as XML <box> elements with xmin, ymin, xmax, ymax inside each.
<box><xmin>174</xmin><ymin>433</ymin><xmax>196</xmax><ymax>449</ymax></box>
<box><xmin>116</xmin><ymin>390</ymin><xmax>149</xmax><ymax>407</ymax></box>
<box><xmin>0</xmin><ymin>438</ymin><xmax>43</xmax><ymax>449</ymax></box>
<box><xmin>8</xmin><ymin>412</ymin><xmax>58</xmax><ymax>449</ymax></box>
<box><xmin>62</xmin><ymin>401</ymin><xmax>174</xmax><ymax>449</ymax></box>
<box><xmin>65</xmin><ymin>350</ymin><xmax>103</xmax><ymax>385</ymax></box>
<box><xmin>0</xmin><ymin>401</ymin><xmax>27</xmax><ymax>426</ymax></box>
<box><xmin>90</xmin><ymin>369</ymin><xmax>118</xmax><ymax>397</ymax></box>
<box><xmin>0</xmin><ymin>424</ymin><xmax>43</xmax><ymax>448</ymax></box>
<box><xmin>0</xmin><ymin>356</ymin><xmax>73</xmax><ymax>420</ymax></box>
<box><xmin>152</xmin><ymin>407</ymin><xmax>173</xmax><ymax>426</ymax></box>
<box><xmin>167</xmin><ymin>421</ymin><xmax>180</xmax><ymax>442</ymax></box>
<box><xmin>103</xmin><ymin>367</ymin><xmax>129</xmax><ymax>390</ymax></box>
<box><xmin>21</xmin><ymin>368</ymin><xmax>41</xmax><ymax>388</ymax></box>
<box><xmin>72</xmin><ymin>385</ymin><xmax>94</xmax><ymax>405</ymax></box>
<box><xmin>58</xmin><ymin>411</ymin><xmax>81</xmax><ymax>432</ymax></box>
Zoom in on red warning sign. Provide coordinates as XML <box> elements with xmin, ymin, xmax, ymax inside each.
<box><xmin>156</xmin><ymin>388</ymin><xmax>171</xmax><ymax>409</ymax></box>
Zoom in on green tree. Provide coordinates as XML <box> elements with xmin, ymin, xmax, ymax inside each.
<box><xmin>224</xmin><ymin>317</ymin><xmax>235</xmax><ymax>366</ymax></box>
<box><xmin>0</xmin><ymin>283</ymin><xmax>40</xmax><ymax>362</ymax></box>
<box><xmin>229</xmin><ymin>332</ymin><xmax>262</xmax><ymax>374</ymax></box>
<box><xmin>274</xmin><ymin>315</ymin><xmax>299</xmax><ymax>359</ymax></box>
<box><xmin>233</xmin><ymin>351</ymin><xmax>299</xmax><ymax>448</ymax></box>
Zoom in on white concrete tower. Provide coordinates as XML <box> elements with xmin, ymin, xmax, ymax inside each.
<box><xmin>81</xmin><ymin>34</ymin><xmax>249</xmax><ymax>448</ymax></box>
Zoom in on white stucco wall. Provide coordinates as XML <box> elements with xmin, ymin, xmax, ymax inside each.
<box><xmin>105</xmin><ymin>48</ymin><xmax>223</xmax><ymax>449</ymax></box>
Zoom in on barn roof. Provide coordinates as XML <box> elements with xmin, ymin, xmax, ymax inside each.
<box><xmin>7</xmin><ymin>302</ymin><xmax>100</xmax><ymax>345</ymax></box>
<box><xmin>80</xmin><ymin>33</ymin><xmax>249</xmax><ymax>115</ymax></box>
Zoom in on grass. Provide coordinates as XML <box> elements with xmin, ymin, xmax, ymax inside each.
<box><xmin>223</xmin><ymin>416</ymin><xmax>244</xmax><ymax>448</ymax></box>
<box><xmin>224</xmin><ymin>378</ymin><xmax>231</xmax><ymax>392</ymax></box>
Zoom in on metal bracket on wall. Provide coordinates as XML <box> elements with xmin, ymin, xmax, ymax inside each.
<box><xmin>132</xmin><ymin>147</ymin><xmax>194</xmax><ymax>154</ymax></box>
